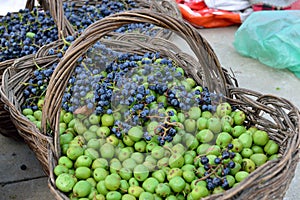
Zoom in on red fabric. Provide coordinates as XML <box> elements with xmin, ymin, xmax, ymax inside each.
<box><xmin>252</xmin><ymin>0</ymin><xmax>300</xmax><ymax>11</ymax></box>
<box><xmin>176</xmin><ymin>0</ymin><xmax>242</xmax><ymax>28</ymax></box>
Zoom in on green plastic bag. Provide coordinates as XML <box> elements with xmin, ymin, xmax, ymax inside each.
<box><xmin>233</xmin><ymin>11</ymin><xmax>300</xmax><ymax>78</ymax></box>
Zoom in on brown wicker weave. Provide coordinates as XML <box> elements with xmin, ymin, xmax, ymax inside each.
<box><xmin>0</xmin><ymin>0</ymin><xmax>181</xmax><ymax>140</ymax></box>
<box><xmin>38</xmin><ymin>10</ymin><xmax>299</xmax><ymax>200</ymax></box>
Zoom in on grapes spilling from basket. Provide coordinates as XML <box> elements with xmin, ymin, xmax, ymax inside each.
<box><xmin>0</xmin><ymin>0</ymin><xmax>160</xmax><ymax>62</ymax></box>
<box><xmin>21</xmin><ymin>44</ymin><xmax>279</xmax><ymax>199</ymax></box>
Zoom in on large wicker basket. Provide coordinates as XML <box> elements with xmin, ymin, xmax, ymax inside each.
<box><xmin>0</xmin><ymin>0</ymin><xmax>181</xmax><ymax>140</ymax></box>
<box><xmin>1</xmin><ymin>9</ymin><xmax>299</xmax><ymax>200</ymax></box>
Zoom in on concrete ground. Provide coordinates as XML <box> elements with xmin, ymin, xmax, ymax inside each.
<box><xmin>0</xmin><ymin>1</ymin><xmax>300</xmax><ymax>200</ymax></box>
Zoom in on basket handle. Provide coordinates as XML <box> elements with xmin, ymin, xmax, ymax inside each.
<box><xmin>42</xmin><ymin>9</ymin><xmax>229</xmax><ymax>132</ymax></box>
<box><xmin>25</xmin><ymin>0</ymin><xmax>75</xmax><ymax>38</ymax></box>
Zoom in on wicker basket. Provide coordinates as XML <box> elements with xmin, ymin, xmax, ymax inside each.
<box><xmin>0</xmin><ymin>0</ymin><xmax>181</xmax><ymax>140</ymax></box>
<box><xmin>43</xmin><ymin>10</ymin><xmax>299</xmax><ymax>200</ymax></box>
<box><xmin>1</xmin><ymin>9</ymin><xmax>299</xmax><ymax>200</ymax></box>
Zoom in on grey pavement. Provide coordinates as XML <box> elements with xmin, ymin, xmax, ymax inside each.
<box><xmin>0</xmin><ymin>2</ymin><xmax>300</xmax><ymax>200</ymax></box>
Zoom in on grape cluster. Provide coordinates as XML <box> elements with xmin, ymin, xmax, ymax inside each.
<box><xmin>197</xmin><ymin>144</ymin><xmax>236</xmax><ymax>190</ymax></box>
<box><xmin>0</xmin><ymin>0</ymin><xmax>162</xmax><ymax>62</ymax></box>
<box><xmin>0</xmin><ymin>8</ymin><xmax>58</xmax><ymax>61</ymax></box>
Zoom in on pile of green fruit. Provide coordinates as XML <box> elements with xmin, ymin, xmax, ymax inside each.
<box><xmin>21</xmin><ymin>48</ymin><xmax>279</xmax><ymax>199</ymax></box>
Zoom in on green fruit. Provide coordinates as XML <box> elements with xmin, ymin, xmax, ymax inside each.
<box><xmin>63</xmin><ymin>112</ymin><xmax>74</xmax><ymax>124</ymax></box>
<box><xmin>96</xmin><ymin>126</ymin><xmax>110</xmax><ymax>138</ymax></box>
<box><xmin>118</xmin><ymin>148</ymin><xmax>132</xmax><ymax>162</ymax></box>
<box><xmin>157</xmin><ymin>157</ymin><xmax>169</xmax><ymax>169</ymax></box>
<box><xmin>231</xmin><ymin>138</ymin><xmax>243</xmax><ymax>153</ymax></box>
<box><xmin>238</xmin><ymin>133</ymin><xmax>253</xmax><ymax>148</ymax></box>
<box><xmin>123</xmin><ymin>158</ymin><xmax>137</xmax><ymax>171</ymax></box>
<box><xmin>110</xmin><ymin>160</ymin><xmax>122</xmax><ymax>174</ymax></box>
<box><xmin>139</xmin><ymin>192</ymin><xmax>154</xmax><ymax>200</ymax></box>
<box><xmin>183</xmin><ymin>170</ymin><xmax>196</xmax><ymax>183</ymax></box>
<box><xmin>100</xmin><ymin>143</ymin><xmax>115</xmax><ymax>159</ymax></box>
<box><xmin>142</xmin><ymin>177</ymin><xmax>159</xmax><ymax>193</ymax></box>
<box><xmin>128</xmin><ymin>185</ymin><xmax>144</xmax><ymax>197</ymax></box>
<box><xmin>264</xmin><ymin>140</ymin><xmax>279</xmax><ymax>155</ymax></box>
<box><xmin>185</xmin><ymin>135</ymin><xmax>199</xmax><ymax>150</ymax></box>
<box><xmin>233</xmin><ymin>110</ymin><xmax>246</xmax><ymax>125</ymax></box>
<box><xmin>106</xmin><ymin>191</ymin><xmax>122</xmax><ymax>200</ymax></box>
<box><xmin>177</xmin><ymin>112</ymin><xmax>186</xmax><ymax>123</ymax></box>
<box><xmin>128</xmin><ymin>177</ymin><xmax>139</xmax><ymax>187</ymax></box>
<box><xmin>92</xmin><ymin>158</ymin><xmax>108</xmax><ymax>170</ymax></box>
<box><xmin>167</xmin><ymin>168</ymin><xmax>183</xmax><ymax>181</ymax></box>
<box><xmin>231</xmin><ymin>125</ymin><xmax>246</xmax><ymax>138</ymax></box>
<box><xmin>121</xmin><ymin>194</ymin><xmax>136</xmax><ymax>200</ymax></box>
<box><xmin>232</xmin><ymin>153</ymin><xmax>243</xmax><ymax>164</ymax></box>
<box><xmin>196</xmin><ymin>117</ymin><xmax>207</xmax><ymax>130</ymax></box>
<box><xmin>206</xmin><ymin>145</ymin><xmax>221</xmax><ymax>156</ymax></box>
<box><xmin>235</xmin><ymin>171</ymin><xmax>249</xmax><ymax>182</ymax></box>
<box><xmin>152</xmin><ymin>170</ymin><xmax>166</xmax><ymax>183</ymax></box>
<box><xmin>216</xmin><ymin>102</ymin><xmax>232</xmax><ymax>117</ymax></box>
<box><xmin>96</xmin><ymin>180</ymin><xmax>109</xmax><ymax>195</ymax></box>
<box><xmin>184</xmin><ymin>119</ymin><xmax>197</xmax><ymax>133</ymax></box>
<box><xmin>226</xmin><ymin>175</ymin><xmax>236</xmax><ymax>187</ymax></box>
<box><xmin>33</xmin><ymin>110</ymin><xmax>42</xmax><ymax>121</ymax></box>
<box><xmin>229</xmin><ymin>162</ymin><xmax>241</xmax><ymax>175</ymax></box>
<box><xmin>241</xmin><ymin>148</ymin><xmax>253</xmax><ymax>158</ymax></box>
<box><xmin>101</xmin><ymin>114</ymin><xmax>114</xmax><ymax>127</ymax></box>
<box><xmin>221</xmin><ymin>115</ymin><xmax>234</xmax><ymax>126</ymax></box>
<box><xmin>172</xmin><ymin>143</ymin><xmax>186</xmax><ymax>155</ymax></box>
<box><xmin>184</xmin><ymin>153</ymin><xmax>194</xmax><ymax>165</ymax></box>
<box><xmin>123</xmin><ymin>135</ymin><xmax>135</xmax><ymax>147</ymax></box>
<box><xmin>134</xmin><ymin>140</ymin><xmax>147</xmax><ymax>153</ymax></box>
<box><xmin>105</xmin><ymin>174</ymin><xmax>121</xmax><ymax>191</ymax></box>
<box><xmin>252</xmin><ymin>130</ymin><xmax>269</xmax><ymax>146</ymax></box>
<box><xmin>130</xmin><ymin>152</ymin><xmax>144</xmax><ymax>164</ymax></box>
<box><xmin>119</xmin><ymin>165</ymin><xmax>133</xmax><ymax>179</ymax></box>
<box><xmin>207</xmin><ymin>117</ymin><xmax>222</xmax><ymax>134</ymax></box>
<box><xmin>74</xmin><ymin>122</ymin><xmax>87</xmax><ymax>135</ymax></box>
<box><xmin>169</xmin><ymin>176</ymin><xmax>186</xmax><ymax>193</ymax></box>
<box><xmin>242</xmin><ymin>158</ymin><xmax>256</xmax><ymax>173</ymax></box>
<box><xmin>87</xmin><ymin>138</ymin><xmax>100</xmax><ymax>149</ymax></box>
<box><xmin>251</xmin><ymin>145</ymin><xmax>264</xmax><ymax>154</ymax></box>
<box><xmin>55</xmin><ymin>173</ymin><xmax>76</xmax><ymax>193</ymax></box>
<box><xmin>23</xmin><ymin>108</ymin><xmax>33</xmax><ymax>116</ymax></box>
<box><xmin>155</xmin><ymin>183</ymin><xmax>171</xmax><ymax>198</ymax></box>
<box><xmin>133</xmin><ymin>164</ymin><xmax>149</xmax><ymax>182</ymax></box>
<box><xmin>213</xmin><ymin>186</ymin><xmax>225</xmax><ymax>194</ymax></box>
<box><xmin>120</xmin><ymin>179</ymin><xmax>129</xmax><ymax>193</ymax></box>
<box><xmin>268</xmin><ymin>154</ymin><xmax>279</xmax><ymax>161</ymax></box>
<box><xmin>93</xmin><ymin>168</ymin><xmax>109</xmax><ymax>182</ymax></box>
<box><xmin>197</xmin><ymin>143</ymin><xmax>211</xmax><ymax>155</ymax></box>
<box><xmin>191</xmin><ymin>185</ymin><xmax>209</xmax><ymax>199</ymax></box>
<box><xmin>157</xmin><ymin>95</ymin><xmax>167</xmax><ymax>107</ymax></box>
<box><xmin>216</xmin><ymin>132</ymin><xmax>233</xmax><ymax>148</ymax></box>
<box><xmin>128</xmin><ymin>126</ymin><xmax>143</xmax><ymax>142</ymax></box>
<box><xmin>54</xmin><ymin>165</ymin><xmax>69</xmax><ymax>176</ymax></box>
<box><xmin>88</xmin><ymin>114</ymin><xmax>100</xmax><ymax>125</ymax></box>
<box><xmin>75</xmin><ymin>155</ymin><xmax>93</xmax><ymax>168</ymax></box>
<box><xmin>222</xmin><ymin>121</ymin><xmax>232</xmax><ymax>133</ymax></box>
<box><xmin>250</xmin><ymin>153</ymin><xmax>268</xmax><ymax>167</ymax></box>
<box><xmin>67</xmin><ymin>146</ymin><xmax>84</xmax><ymax>160</ymax></box>
<box><xmin>188</xmin><ymin>106</ymin><xmax>201</xmax><ymax>120</ymax></box>
<box><xmin>26</xmin><ymin>115</ymin><xmax>36</xmax><ymax>122</ymax></box>
<box><xmin>75</xmin><ymin>167</ymin><xmax>91</xmax><ymax>179</ymax></box>
<box><xmin>84</xmin><ymin>147</ymin><xmax>99</xmax><ymax>160</ymax></box>
<box><xmin>169</xmin><ymin>153</ymin><xmax>184</xmax><ymax>168</ymax></box>
<box><xmin>196</xmin><ymin>129</ymin><xmax>214</xmax><ymax>143</ymax></box>
<box><xmin>73</xmin><ymin>180</ymin><xmax>92</xmax><ymax>198</ymax></box>
<box><xmin>201</xmin><ymin>111</ymin><xmax>213</xmax><ymax>119</ymax></box>
<box><xmin>105</xmin><ymin>134</ymin><xmax>119</xmax><ymax>146</ymax></box>
<box><xmin>83</xmin><ymin>130</ymin><xmax>97</xmax><ymax>141</ymax></box>
<box><xmin>58</xmin><ymin>156</ymin><xmax>73</xmax><ymax>169</ymax></box>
